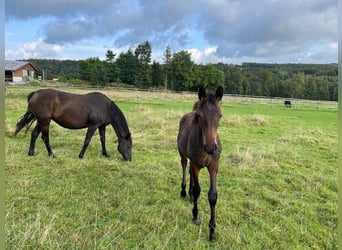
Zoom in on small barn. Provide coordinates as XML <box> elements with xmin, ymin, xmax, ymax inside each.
<box><xmin>5</xmin><ymin>60</ymin><xmax>39</xmax><ymax>83</ymax></box>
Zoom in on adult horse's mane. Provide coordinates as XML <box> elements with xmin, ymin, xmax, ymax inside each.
<box><xmin>109</xmin><ymin>101</ymin><xmax>131</xmax><ymax>140</ymax></box>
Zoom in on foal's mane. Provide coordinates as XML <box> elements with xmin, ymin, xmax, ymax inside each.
<box><xmin>192</xmin><ymin>92</ymin><xmax>218</xmax><ymax>111</ymax></box>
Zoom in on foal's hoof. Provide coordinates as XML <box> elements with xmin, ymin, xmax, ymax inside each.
<box><xmin>209</xmin><ymin>233</ymin><xmax>216</xmax><ymax>242</ymax></box>
<box><xmin>193</xmin><ymin>219</ymin><xmax>200</xmax><ymax>226</ymax></box>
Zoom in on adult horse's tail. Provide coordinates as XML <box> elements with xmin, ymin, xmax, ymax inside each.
<box><xmin>14</xmin><ymin>92</ymin><xmax>36</xmax><ymax>136</ymax></box>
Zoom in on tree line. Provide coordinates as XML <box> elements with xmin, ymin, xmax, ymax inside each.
<box><xmin>27</xmin><ymin>41</ymin><xmax>338</xmax><ymax>101</ymax></box>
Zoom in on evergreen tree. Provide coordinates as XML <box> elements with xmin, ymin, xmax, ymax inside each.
<box><xmin>151</xmin><ymin>61</ymin><xmax>164</xmax><ymax>87</ymax></box>
<box><xmin>135</xmin><ymin>41</ymin><xmax>152</xmax><ymax>87</ymax></box>
<box><xmin>163</xmin><ymin>45</ymin><xmax>173</xmax><ymax>90</ymax></box>
<box><xmin>116</xmin><ymin>49</ymin><xmax>138</xmax><ymax>85</ymax></box>
<box><xmin>106</xmin><ymin>49</ymin><xmax>116</xmax><ymax>62</ymax></box>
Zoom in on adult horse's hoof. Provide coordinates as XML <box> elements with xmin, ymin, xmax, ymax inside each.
<box><xmin>180</xmin><ymin>190</ymin><xmax>186</xmax><ymax>197</ymax></box>
<box><xmin>102</xmin><ymin>152</ymin><xmax>110</xmax><ymax>157</ymax></box>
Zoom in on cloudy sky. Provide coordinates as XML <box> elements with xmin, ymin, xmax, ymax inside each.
<box><xmin>5</xmin><ymin>0</ymin><xmax>338</xmax><ymax>65</ymax></box>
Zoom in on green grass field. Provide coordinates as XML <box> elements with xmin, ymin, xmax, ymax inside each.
<box><xmin>5</xmin><ymin>87</ymin><xmax>338</xmax><ymax>249</ymax></box>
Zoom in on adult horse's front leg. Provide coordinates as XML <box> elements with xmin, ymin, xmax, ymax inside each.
<box><xmin>207</xmin><ymin>163</ymin><xmax>218</xmax><ymax>241</ymax></box>
<box><xmin>79</xmin><ymin>125</ymin><xmax>97</xmax><ymax>159</ymax></box>
<box><xmin>190</xmin><ymin>163</ymin><xmax>201</xmax><ymax>225</ymax></box>
<box><xmin>28</xmin><ymin>124</ymin><xmax>41</xmax><ymax>156</ymax></box>
<box><xmin>180</xmin><ymin>156</ymin><xmax>187</xmax><ymax>197</ymax></box>
<box><xmin>98</xmin><ymin>126</ymin><xmax>109</xmax><ymax>157</ymax></box>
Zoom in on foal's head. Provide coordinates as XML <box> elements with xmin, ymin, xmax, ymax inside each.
<box><xmin>194</xmin><ymin>86</ymin><xmax>223</xmax><ymax>155</ymax></box>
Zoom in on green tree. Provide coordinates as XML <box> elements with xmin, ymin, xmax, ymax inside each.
<box><xmin>170</xmin><ymin>50</ymin><xmax>195</xmax><ymax>91</ymax></box>
<box><xmin>79</xmin><ymin>57</ymin><xmax>109</xmax><ymax>85</ymax></box>
<box><xmin>198</xmin><ymin>64</ymin><xmax>224</xmax><ymax>90</ymax></box>
<box><xmin>226</xmin><ymin>69</ymin><xmax>244</xmax><ymax>95</ymax></box>
<box><xmin>316</xmin><ymin>78</ymin><xmax>330</xmax><ymax>100</ymax></box>
<box><xmin>151</xmin><ymin>61</ymin><xmax>164</xmax><ymax>87</ymax></box>
<box><xmin>106</xmin><ymin>49</ymin><xmax>116</xmax><ymax>62</ymax></box>
<box><xmin>304</xmin><ymin>76</ymin><xmax>317</xmax><ymax>100</ymax></box>
<box><xmin>134</xmin><ymin>41</ymin><xmax>152</xmax><ymax>87</ymax></box>
<box><xmin>259</xmin><ymin>69</ymin><xmax>273</xmax><ymax>96</ymax></box>
<box><xmin>116</xmin><ymin>49</ymin><xmax>138</xmax><ymax>85</ymax></box>
<box><xmin>163</xmin><ymin>45</ymin><xmax>173</xmax><ymax>90</ymax></box>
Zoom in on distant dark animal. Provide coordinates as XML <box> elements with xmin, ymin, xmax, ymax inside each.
<box><xmin>284</xmin><ymin>100</ymin><xmax>291</xmax><ymax>108</ymax></box>
<box><xmin>177</xmin><ymin>86</ymin><xmax>223</xmax><ymax>241</ymax></box>
<box><xmin>14</xmin><ymin>89</ymin><xmax>132</xmax><ymax>161</ymax></box>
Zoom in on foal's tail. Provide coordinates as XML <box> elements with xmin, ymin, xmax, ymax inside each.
<box><xmin>14</xmin><ymin>91</ymin><xmax>36</xmax><ymax>136</ymax></box>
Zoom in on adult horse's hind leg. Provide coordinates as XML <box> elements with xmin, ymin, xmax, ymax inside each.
<box><xmin>79</xmin><ymin>125</ymin><xmax>97</xmax><ymax>159</ymax></box>
<box><xmin>40</xmin><ymin>122</ymin><xmax>55</xmax><ymax>158</ymax></box>
<box><xmin>28</xmin><ymin>124</ymin><xmax>41</xmax><ymax>156</ymax></box>
<box><xmin>180</xmin><ymin>156</ymin><xmax>187</xmax><ymax>197</ymax></box>
<box><xmin>98</xmin><ymin>126</ymin><xmax>109</xmax><ymax>157</ymax></box>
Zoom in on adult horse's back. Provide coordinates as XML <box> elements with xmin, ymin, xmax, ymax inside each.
<box><xmin>177</xmin><ymin>86</ymin><xmax>223</xmax><ymax>241</ymax></box>
<box><xmin>15</xmin><ymin>89</ymin><xmax>132</xmax><ymax>161</ymax></box>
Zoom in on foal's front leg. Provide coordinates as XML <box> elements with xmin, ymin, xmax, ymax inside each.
<box><xmin>208</xmin><ymin>163</ymin><xmax>218</xmax><ymax>241</ymax></box>
<box><xmin>79</xmin><ymin>125</ymin><xmax>97</xmax><ymax>159</ymax></box>
<box><xmin>190</xmin><ymin>163</ymin><xmax>201</xmax><ymax>225</ymax></box>
<box><xmin>98</xmin><ymin>126</ymin><xmax>109</xmax><ymax>157</ymax></box>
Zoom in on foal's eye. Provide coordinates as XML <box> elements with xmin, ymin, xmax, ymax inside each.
<box><xmin>196</xmin><ymin>113</ymin><xmax>202</xmax><ymax>120</ymax></box>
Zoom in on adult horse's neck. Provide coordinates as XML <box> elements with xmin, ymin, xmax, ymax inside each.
<box><xmin>109</xmin><ymin>102</ymin><xmax>130</xmax><ymax>140</ymax></box>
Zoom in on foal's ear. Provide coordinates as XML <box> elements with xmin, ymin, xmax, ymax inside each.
<box><xmin>198</xmin><ymin>86</ymin><xmax>206</xmax><ymax>100</ymax></box>
<box><xmin>215</xmin><ymin>86</ymin><xmax>224</xmax><ymax>101</ymax></box>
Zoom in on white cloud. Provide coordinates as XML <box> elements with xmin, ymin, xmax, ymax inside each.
<box><xmin>187</xmin><ymin>47</ymin><xmax>222</xmax><ymax>64</ymax></box>
<box><xmin>5</xmin><ymin>38</ymin><xmax>62</xmax><ymax>59</ymax></box>
<box><xmin>5</xmin><ymin>0</ymin><xmax>338</xmax><ymax>63</ymax></box>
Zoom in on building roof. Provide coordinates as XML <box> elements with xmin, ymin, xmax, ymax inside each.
<box><xmin>5</xmin><ymin>60</ymin><xmax>39</xmax><ymax>71</ymax></box>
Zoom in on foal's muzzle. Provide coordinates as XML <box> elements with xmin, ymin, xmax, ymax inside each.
<box><xmin>204</xmin><ymin>144</ymin><xmax>218</xmax><ymax>155</ymax></box>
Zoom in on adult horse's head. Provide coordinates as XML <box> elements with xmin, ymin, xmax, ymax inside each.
<box><xmin>118</xmin><ymin>132</ymin><xmax>132</xmax><ymax>161</ymax></box>
<box><xmin>195</xmin><ymin>86</ymin><xmax>223</xmax><ymax>155</ymax></box>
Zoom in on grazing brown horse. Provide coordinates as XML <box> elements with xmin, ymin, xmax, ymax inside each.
<box><xmin>14</xmin><ymin>89</ymin><xmax>132</xmax><ymax>161</ymax></box>
<box><xmin>177</xmin><ymin>86</ymin><xmax>223</xmax><ymax>241</ymax></box>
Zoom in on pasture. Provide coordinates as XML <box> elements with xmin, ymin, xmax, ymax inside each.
<box><xmin>5</xmin><ymin>87</ymin><xmax>337</xmax><ymax>249</ymax></box>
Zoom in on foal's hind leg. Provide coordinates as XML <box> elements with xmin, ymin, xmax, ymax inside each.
<box><xmin>98</xmin><ymin>126</ymin><xmax>109</xmax><ymax>157</ymax></box>
<box><xmin>180</xmin><ymin>156</ymin><xmax>187</xmax><ymax>197</ymax></box>
<box><xmin>28</xmin><ymin>124</ymin><xmax>41</xmax><ymax>156</ymax></box>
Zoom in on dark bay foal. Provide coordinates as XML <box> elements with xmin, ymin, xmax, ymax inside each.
<box><xmin>177</xmin><ymin>86</ymin><xmax>223</xmax><ymax>241</ymax></box>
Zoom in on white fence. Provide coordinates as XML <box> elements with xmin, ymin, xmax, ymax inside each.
<box><xmin>7</xmin><ymin>84</ymin><xmax>338</xmax><ymax>112</ymax></box>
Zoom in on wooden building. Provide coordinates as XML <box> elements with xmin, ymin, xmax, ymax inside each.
<box><xmin>5</xmin><ymin>60</ymin><xmax>39</xmax><ymax>83</ymax></box>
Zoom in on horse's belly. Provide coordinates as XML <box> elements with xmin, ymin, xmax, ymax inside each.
<box><xmin>53</xmin><ymin>118</ymin><xmax>88</xmax><ymax>129</ymax></box>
